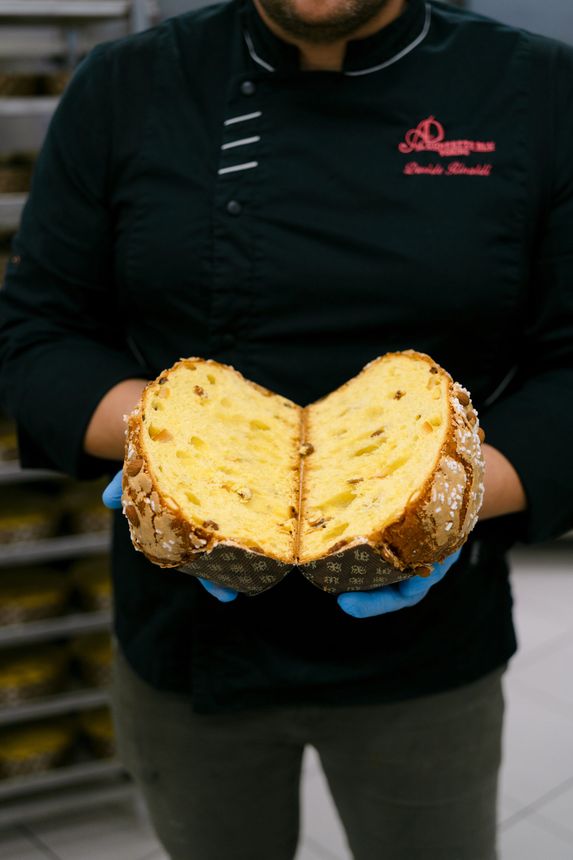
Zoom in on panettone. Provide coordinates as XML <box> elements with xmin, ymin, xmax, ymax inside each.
<box><xmin>0</xmin><ymin>489</ymin><xmax>59</xmax><ymax>544</ymax></box>
<box><xmin>0</xmin><ymin>719</ymin><xmax>76</xmax><ymax>779</ymax></box>
<box><xmin>0</xmin><ymin>75</ymin><xmax>38</xmax><ymax>96</ymax></box>
<box><xmin>0</xmin><ymin>646</ymin><xmax>68</xmax><ymax>706</ymax></box>
<box><xmin>0</xmin><ymin>567</ymin><xmax>69</xmax><ymax>626</ymax></box>
<box><xmin>123</xmin><ymin>351</ymin><xmax>485</xmax><ymax>594</ymax></box>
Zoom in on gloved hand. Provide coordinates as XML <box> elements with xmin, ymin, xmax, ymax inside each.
<box><xmin>102</xmin><ymin>469</ymin><xmax>238</xmax><ymax>603</ymax></box>
<box><xmin>337</xmin><ymin>549</ymin><xmax>462</xmax><ymax>618</ymax></box>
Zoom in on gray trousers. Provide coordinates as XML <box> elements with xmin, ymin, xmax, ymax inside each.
<box><xmin>111</xmin><ymin>642</ymin><xmax>505</xmax><ymax>860</ymax></box>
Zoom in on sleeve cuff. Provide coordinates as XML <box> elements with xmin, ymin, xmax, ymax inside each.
<box><xmin>481</xmin><ymin>375</ymin><xmax>573</xmax><ymax>543</ymax></box>
<box><xmin>14</xmin><ymin>342</ymin><xmax>147</xmax><ymax>479</ymax></box>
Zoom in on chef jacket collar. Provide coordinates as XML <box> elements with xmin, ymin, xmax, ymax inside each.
<box><xmin>240</xmin><ymin>0</ymin><xmax>430</xmax><ymax>76</ymax></box>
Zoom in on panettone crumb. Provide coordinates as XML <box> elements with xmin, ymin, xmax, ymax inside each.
<box><xmin>299</xmin><ymin>352</ymin><xmax>451</xmax><ymax>562</ymax></box>
<box><xmin>123</xmin><ymin>352</ymin><xmax>484</xmax><ymax>588</ymax></box>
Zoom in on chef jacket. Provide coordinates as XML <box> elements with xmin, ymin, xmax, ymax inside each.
<box><xmin>1</xmin><ymin>0</ymin><xmax>572</xmax><ymax>713</ymax></box>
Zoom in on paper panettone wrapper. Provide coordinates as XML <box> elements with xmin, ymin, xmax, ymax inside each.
<box><xmin>175</xmin><ymin>542</ymin><xmax>412</xmax><ymax>595</ymax></box>
<box><xmin>122</xmin><ymin>352</ymin><xmax>485</xmax><ymax>595</ymax></box>
<box><xmin>178</xmin><ymin>544</ymin><xmax>292</xmax><ymax>594</ymax></box>
<box><xmin>300</xmin><ymin>545</ymin><xmax>413</xmax><ymax>593</ymax></box>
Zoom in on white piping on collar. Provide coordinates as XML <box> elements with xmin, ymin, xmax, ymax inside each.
<box><xmin>244</xmin><ymin>29</ymin><xmax>275</xmax><ymax>72</ymax></box>
<box><xmin>345</xmin><ymin>3</ymin><xmax>431</xmax><ymax>76</ymax></box>
<box><xmin>242</xmin><ymin>2</ymin><xmax>431</xmax><ymax>77</ymax></box>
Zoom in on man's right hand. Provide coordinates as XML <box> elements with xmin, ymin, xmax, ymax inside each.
<box><xmin>102</xmin><ymin>469</ymin><xmax>239</xmax><ymax>604</ymax></box>
<box><xmin>101</xmin><ymin>468</ymin><xmax>124</xmax><ymax>509</ymax></box>
<box><xmin>84</xmin><ymin>378</ymin><xmax>148</xmax><ymax>461</ymax></box>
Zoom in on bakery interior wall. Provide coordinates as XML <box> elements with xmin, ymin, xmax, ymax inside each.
<box><xmin>469</xmin><ymin>0</ymin><xmax>573</xmax><ymax>42</ymax></box>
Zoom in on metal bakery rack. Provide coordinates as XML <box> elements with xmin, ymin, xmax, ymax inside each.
<box><xmin>0</xmin><ymin>0</ymin><xmax>157</xmax><ymax>827</ymax></box>
<box><xmin>0</xmin><ymin>462</ymin><xmax>131</xmax><ymax>827</ymax></box>
<box><xmin>0</xmin><ymin>0</ymin><xmax>155</xmax><ymax>207</ymax></box>
<box><xmin>0</xmin><ymin>464</ymin><xmax>131</xmax><ymax>826</ymax></box>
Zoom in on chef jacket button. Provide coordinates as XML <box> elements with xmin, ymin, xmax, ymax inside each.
<box><xmin>226</xmin><ymin>200</ymin><xmax>242</xmax><ymax>216</ymax></box>
<box><xmin>240</xmin><ymin>80</ymin><xmax>256</xmax><ymax>96</ymax></box>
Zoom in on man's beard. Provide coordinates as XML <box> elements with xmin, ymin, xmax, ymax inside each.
<box><xmin>255</xmin><ymin>0</ymin><xmax>397</xmax><ymax>45</ymax></box>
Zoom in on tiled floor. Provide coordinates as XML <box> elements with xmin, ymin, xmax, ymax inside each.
<box><xmin>2</xmin><ymin>543</ymin><xmax>572</xmax><ymax>859</ymax></box>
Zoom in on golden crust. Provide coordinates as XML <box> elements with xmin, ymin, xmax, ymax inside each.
<box><xmin>122</xmin><ymin>352</ymin><xmax>484</xmax><ymax>595</ymax></box>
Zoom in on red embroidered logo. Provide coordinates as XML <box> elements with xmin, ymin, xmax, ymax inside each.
<box><xmin>399</xmin><ymin>116</ymin><xmax>496</xmax><ymax>157</ymax></box>
<box><xmin>398</xmin><ymin>116</ymin><xmax>495</xmax><ymax>176</ymax></box>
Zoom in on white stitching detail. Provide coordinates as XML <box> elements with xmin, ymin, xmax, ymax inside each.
<box><xmin>222</xmin><ymin>136</ymin><xmax>261</xmax><ymax>150</ymax></box>
<box><xmin>224</xmin><ymin>111</ymin><xmax>262</xmax><ymax>126</ymax></box>
<box><xmin>218</xmin><ymin>161</ymin><xmax>259</xmax><ymax>175</ymax></box>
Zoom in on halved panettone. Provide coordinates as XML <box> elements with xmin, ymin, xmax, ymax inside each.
<box><xmin>123</xmin><ymin>351</ymin><xmax>484</xmax><ymax>594</ymax></box>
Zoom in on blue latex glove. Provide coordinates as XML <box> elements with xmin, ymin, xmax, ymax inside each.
<box><xmin>102</xmin><ymin>469</ymin><xmax>238</xmax><ymax>603</ymax></box>
<box><xmin>337</xmin><ymin>549</ymin><xmax>462</xmax><ymax>618</ymax></box>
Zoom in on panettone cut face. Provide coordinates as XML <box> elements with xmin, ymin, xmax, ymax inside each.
<box><xmin>299</xmin><ymin>353</ymin><xmax>449</xmax><ymax>562</ymax></box>
<box><xmin>134</xmin><ymin>353</ymin><xmax>451</xmax><ymax>570</ymax></box>
<box><xmin>138</xmin><ymin>359</ymin><xmax>301</xmax><ymax>563</ymax></box>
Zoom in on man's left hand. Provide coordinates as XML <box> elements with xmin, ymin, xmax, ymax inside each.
<box><xmin>337</xmin><ymin>549</ymin><xmax>462</xmax><ymax>618</ymax></box>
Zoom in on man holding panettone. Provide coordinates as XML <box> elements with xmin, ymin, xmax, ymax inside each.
<box><xmin>1</xmin><ymin>0</ymin><xmax>572</xmax><ymax>857</ymax></box>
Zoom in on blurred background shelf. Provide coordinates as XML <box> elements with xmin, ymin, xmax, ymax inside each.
<box><xmin>0</xmin><ymin>462</ymin><xmax>61</xmax><ymax>483</ymax></box>
<box><xmin>0</xmin><ymin>23</ymin><xmax>132</xmax><ymax>58</ymax></box>
<box><xmin>0</xmin><ymin>687</ymin><xmax>110</xmax><ymax>726</ymax></box>
<box><xmin>0</xmin><ymin>193</ymin><xmax>26</xmax><ymax>230</ymax></box>
<box><xmin>0</xmin><ymin>0</ymin><xmax>155</xmax><ymax>157</ymax></box>
<box><xmin>0</xmin><ymin>609</ymin><xmax>111</xmax><ymax>647</ymax></box>
<box><xmin>0</xmin><ymin>774</ymin><xmax>134</xmax><ymax>827</ymax></box>
<box><xmin>0</xmin><ymin>757</ymin><xmax>124</xmax><ymax>801</ymax></box>
<box><xmin>0</xmin><ymin>95</ymin><xmax>58</xmax><ymax>115</ymax></box>
<box><xmin>0</xmin><ymin>0</ymin><xmax>152</xmax><ymax>831</ymax></box>
<box><xmin>0</xmin><ymin>532</ymin><xmax>111</xmax><ymax>567</ymax></box>
<box><xmin>0</xmin><ymin>1</ymin><xmax>133</xmax><ymax>20</ymax></box>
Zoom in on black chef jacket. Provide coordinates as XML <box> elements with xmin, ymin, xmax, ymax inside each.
<box><xmin>1</xmin><ymin>0</ymin><xmax>573</xmax><ymax>713</ymax></box>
